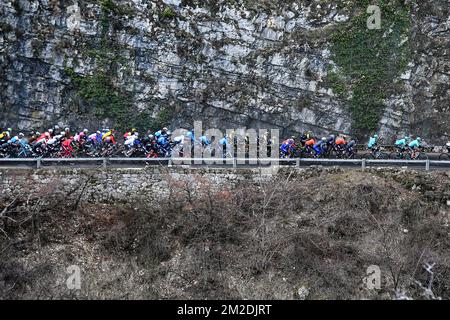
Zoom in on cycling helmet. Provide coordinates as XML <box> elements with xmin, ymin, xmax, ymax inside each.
<box><xmin>65</xmin><ymin>127</ymin><xmax>70</xmax><ymax>132</ymax></box>
<box><xmin>373</xmin><ymin>134</ymin><xmax>378</xmax><ymax>139</ymax></box>
<box><xmin>54</xmin><ymin>125</ymin><xmax>60</xmax><ymax>130</ymax></box>
<box><xmin>131</xmin><ymin>128</ymin><xmax>137</xmax><ymax>133</ymax></box>
<box><xmin>155</xmin><ymin>131</ymin><xmax>161</xmax><ymax>138</ymax></box>
<box><xmin>148</xmin><ymin>134</ymin><xmax>154</xmax><ymax>139</ymax></box>
<box><xmin>134</xmin><ymin>132</ymin><xmax>139</xmax><ymax>137</ymax></box>
<box><xmin>162</xmin><ymin>127</ymin><xmax>168</xmax><ymax>132</ymax></box>
<box><xmin>167</xmin><ymin>130</ymin><xmax>172</xmax><ymax>136</ymax></box>
<box><xmin>35</xmin><ymin>131</ymin><xmax>40</xmax><ymax>136</ymax></box>
<box><xmin>45</xmin><ymin>132</ymin><xmax>50</xmax><ymax>138</ymax></box>
<box><xmin>417</xmin><ymin>137</ymin><xmax>421</xmax><ymax>141</ymax></box>
<box><xmin>48</xmin><ymin>129</ymin><xmax>54</xmax><ymax>134</ymax></box>
<box><xmin>79</xmin><ymin>132</ymin><xmax>85</xmax><ymax>137</ymax></box>
<box><xmin>321</xmin><ymin>137</ymin><xmax>327</xmax><ymax>141</ymax></box>
<box><xmin>96</xmin><ymin>130</ymin><xmax>101</xmax><ymax>134</ymax></box>
<box><xmin>7</xmin><ymin>128</ymin><xmax>12</xmax><ymax>131</ymax></box>
<box><xmin>18</xmin><ymin>133</ymin><xmax>24</xmax><ymax>138</ymax></box>
<box><xmin>83</xmin><ymin>129</ymin><xmax>88</xmax><ymax>133</ymax></box>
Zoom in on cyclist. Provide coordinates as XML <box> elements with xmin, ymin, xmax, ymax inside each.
<box><xmin>124</xmin><ymin>128</ymin><xmax>137</xmax><ymax>139</ymax></box>
<box><xmin>28</xmin><ymin>131</ymin><xmax>40</xmax><ymax>144</ymax></box>
<box><xmin>199</xmin><ymin>134</ymin><xmax>211</xmax><ymax>147</ymax></box>
<box><xmin>313</xmin><ymin>137</ymin><xmax>327</xmax><ymax>157</ymax></box>
<box><xmin>408</xmin><ymin>137</ymin><xmax>421</xmax><ymax>150</ymax></box>
<box><xmin>280</xmin><ymin>138</ymin><xmax>292</xmax><ymax>158</ymax></box>
<box><xmin>124</xmin><ymin>132</ymin><xmax>140</xmax><ymax>149</ymax></box>
<box><xmin>61</xmin><ymin>136</ymin><xmax>75</xmax><ymax>157</ymax></box>
<box><xmin>155</xmin><ymin>127</ymin><xmax>169</xmax><ymax>138</ymax></box>
<box><xmin>63</xmin><ymin>127</ymin><xmax>71</xmax><ymax>138</ymax></box>
<box><xmin>32</xmin><ymin>132</ymin><xmax>50</xmax><ymax>154</ymax></box>
<box><xmin>334</xmin><ymin>136</ymin><xmax>347</xmax><ymax>156</ymax></box>
<box><xmin>326</xmin><ymin>134</ymin><xmax>336</xmax><ymax>146</ymax></box>
<box><xmin>18</xmin><ymin>133</ymin><xmax>33</xmax><ymax>157</ymax></box>
<box><xmin>102</xmin><ymin>129</ymin><xmax>116</xmax><ymax>144</ymax></box>
<box><xmin>367</xmin><ymin>134</ymin><xmax>379</xmax><ymax>150</ymax></box>
<box><xmin>299</xmin><ymin>131</ymin><xmax>313</xmax><ymax>146</ymax></box>
<box><xmin>395</xmin><ymin>135</ymin><xmax>409</xmax><ymax>151</ymax></box>
<box><xmin>304</xmin><ymin>137</ymin><xmax>316</xmax><ymax>155</ymax></box>
<box><xmin>407</xmin><ymin>137</ymin><xmax>423</xmax><ymax>159</ymax></box>
<box><xmin>218</xmin><ymin>136</ymin><xmax>228</xmax><ymax>158</ymax></box>
<box><xmin>0</xmin><ymin>128</ymin><xmax>12</xmax><ymax>143</ymax></box>
<box><xmin>346</xmin><ymin>139</ymin><xmax>357</xmax><ymax>157</ymax></box>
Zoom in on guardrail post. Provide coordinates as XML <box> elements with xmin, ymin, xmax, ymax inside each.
<box><xmin>361</xmin><ymin>159</ymin><xmax>366</xmax><ymax>170</ymax></box>
<box><xmin>233</xmin><ymin>158</ymin><xmax>237</xmax><ymax>168</ymax></box>
<box><xmin>36</xmin><ymin>158</ymin><xmax>41</xmax><ymax>169</ymax></box>
<box><xmin>296</xmin><ymin>158</ymin><xmax>300</xmax><ymax>167</ymax></box>
<box><xmin>168</xmin><ymin>158</ymin><xmax>173</xmax><ymax>167</ymax></box>
<box><xmin>425</xmin><ymin>159</ymin><xmax>430</xmax><ymax>171</ymax></box>
<box><xmin>102</xmin><ymin>158</ymin><xmax>107</xmax><ymax>169</ymax></box>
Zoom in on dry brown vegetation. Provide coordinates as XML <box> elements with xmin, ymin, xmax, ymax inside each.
<box><xmin>0</xmin><ymin>169</ymin><xmax>449</xmax><ymax>299</ymax></box>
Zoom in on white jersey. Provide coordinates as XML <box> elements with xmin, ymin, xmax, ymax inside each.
<box><xmin>124</xmin><ymin>136</ymin><xmax>136</xmax><ymax>146</ymax></box>
<box><xmin>74</xmin><ymin>134</ymin><xmax>81</xmax><ymax>142</ymax></box>
<box><xmin>173</xmin><ymin>135</ymin><xmax>184</xmax><ymax>144</ymax></box>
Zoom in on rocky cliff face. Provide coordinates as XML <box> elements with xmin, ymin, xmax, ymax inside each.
<box><xmin>0</xmin><ymin>0</ymin><xmax>448</xmax><ymax>142</ymax></box>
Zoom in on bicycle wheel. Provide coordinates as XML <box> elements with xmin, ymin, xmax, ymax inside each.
<box><xmin>122</xmin><ymin>148</ymin><xmax>132</xmax><ymax>158</ymax></box>
<box><xmin>377</xmin><ymin>152</ymin><xmax>389</xmax><ymax>160</ymax></box>
<box><xmin>439</xmin><ymin>153</ymin><xmax>450</xmax><ymax>160</ymax></box>
<box><xmin>345</xmin><ymin>151</ymin><xmax>356</xmax><ymax>159</ymax></box>
<box><xmin>389</xmin><ymin>152</ymin><xmax>404</xmax><ymax>160</ymax></box>
<box><xmin>417</xmin><ymin>152</ymin><xmax>429</xmax><ymax>160</ymax></box>
<box><xmin>361</xmin><ymin>153</ymin><xmax>373</xmax><ymax>160</ymax></box>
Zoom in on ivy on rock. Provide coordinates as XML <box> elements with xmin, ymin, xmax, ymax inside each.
<box><xmin>329</xmin><ymin>0</ymin><xmax>411</xmax><ymax>137</ymax></box>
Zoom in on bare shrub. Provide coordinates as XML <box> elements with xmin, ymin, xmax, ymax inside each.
<box><xmin>1</xmin><ymin>169</ymin><xmax>449</xmax><ymax>299</ymax></box>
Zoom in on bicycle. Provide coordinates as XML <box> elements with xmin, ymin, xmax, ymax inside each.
<box><xmin>406</xmin><ymin>147</ymin><xmax>428</xmax><ymax>160</ymax></box>
<box><xmin>362</xmin><ymin>145</ymin><xmax>388</xmax><ymax>159</ymax></box>
<box><xmin>439</xmin><ymin>146</ymin><xmax>450</xmax><ymax>160</ymax></box>
<box><xmin>439</xmin><ymin>152</ymin><xmax>449</xmax><ymax>160</ymax></box>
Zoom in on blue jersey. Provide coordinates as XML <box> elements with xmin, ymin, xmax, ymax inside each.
<box><xmin>9</xmin><ymin>136</ymin><xmax>19</xmax><ymax>144</ymax></box>
<box><xmin>368</xmin><ymin>137</ymin><xmax>377</xmax><ymax>148</ymax></box>
<box><xmin>219</xmin><ymin>137</ymin><xmax>227</xmax><ymax>146</ymax></box>
<box><xmin>157</xmin><ymin>136</ymin><xmax>168</xmax><ymax>146</ymax></box>
<box><xmin>19</xmin><ymin>139</ymin><xmax>29</xmax><ymax>147</ymax></box>
<box><xmin>408</xmin><ymin>140</ymin><xmax>420</xmax><ymax>149</ymax></box>
<box><xmin>280</xmin><ymin>143</ymin><xmax>290</xmax><ymax>153</ymax></box>
<box><xmin>395</xmin><ymin>139</ymin><xmax>407</xmax><ymax>146</ymax></box>
<box><xmin>200</xmin><ymin>136</ymin><xmax>210</xmax><ymax>145</ymax></box>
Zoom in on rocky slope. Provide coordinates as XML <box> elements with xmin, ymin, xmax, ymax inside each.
<box><xmin>0</xmin><ymin>0</ymin><xmax>448</xmax><ymax>142</ymax></box>
<box><xmin>1</xmin><ymin>167</ymin><xmax>449</xmax><ymax>299</ymax></box>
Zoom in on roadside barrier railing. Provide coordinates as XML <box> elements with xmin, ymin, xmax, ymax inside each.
<box><xmin>0</xmin><ymin>157</ymin><xmax>449</xmax><ymax>171</ymax></box>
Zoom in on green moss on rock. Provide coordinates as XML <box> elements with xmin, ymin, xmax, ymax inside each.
<box><xmin>329</xmin><ymin>0</ymin><xmax>412</xmax><ymax>137</ymax></box>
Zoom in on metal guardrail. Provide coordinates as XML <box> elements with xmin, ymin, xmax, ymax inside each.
<box><xmin>0</xmin><ymin>157</ymin><xmax>449</xmax><ymax>171</ymax></box>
